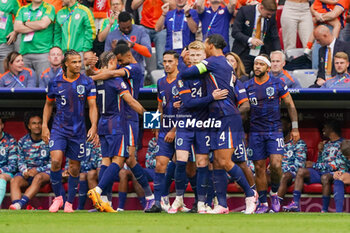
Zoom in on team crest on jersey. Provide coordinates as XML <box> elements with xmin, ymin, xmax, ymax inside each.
<box><xmin>0</xmin><ymin>148</ymin><xmax>5</xmax><ymax>156</ymax></box>
<box><xmin>287</xmin><ymin>150</ymin><xmax>293</xmax><ymax>158</ymax></box>
<box><xmin>178</xmin><ymin>80</ymin><xmax>184</xmax><ymax>88</ymax></box>
<box><xmin>177</xmin><ymin>138</ymin><xmax>183</xmax><ymax>146</ymax></box>
<box><xmin>49</xmin><ymin>140</ymin><xmax>54</xmax><ymax>148</ymax></box>
<box><xmin>172</xmin><ymin>86</ymin><xmax>179</xmax><ymax>96</ymax></box>
<box><xmin>246</xmin><ymin>148</ymin><xmax>253</xmax><ymax>157</ymax></box>
<box><xmin>245</xmin><ymin>20</ymin><xmax>250</xmax><ymax>27</ymax></box>
<box><xmin>41</xmin><ymin>150</ymin><xmax>47</xmax><ymax>157</ymax></box>
<box><xmin>121</xmin><ymin>82</ymin><xmax>127</xmax><ymax>89</ymax></box>
<box><xmin>77</xmin><ymin>85</ymin><xmax>85</xmax><ymax>95</ymax></box>
<box><xmin>75</xmin><ymin>13</ymin><xmax>80</xmax><ymax>20</ymax></box>
<box><xmin>266</xmin><ymin>87</ymin><xmax>275</xmax><ymax>97</ymax></box>
<box><xmin>218</xmin><ymin>9</ymin><xmax>224</xmax><ymax>15</ymax></box>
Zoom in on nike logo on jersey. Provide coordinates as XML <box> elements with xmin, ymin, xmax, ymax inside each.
<box><xmin>78</xmin><ymin>154</ymin><xmax>85</xmax><ymax>158</ymax></box>
<box><xmin>58</xmin><ymin>90</ymin><xmax>65</xmax><ymax>94</ymax></box>
<box><xmin>193</xmin><ymin>81</ymin><xmax>200</xmax><ymax>85</ymax></box>
<box><xmin>219</xmin><ymin>142</ymin><xmax>225</xmax><ymax>146</ymax></box>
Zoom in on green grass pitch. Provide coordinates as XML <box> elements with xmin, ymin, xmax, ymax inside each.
<box><xmin>0</xmin><ymin>210</ymin><xmax>350</xmax><ymax>233</ymax></box>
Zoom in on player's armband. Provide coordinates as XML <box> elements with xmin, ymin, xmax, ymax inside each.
<box><xmin>196</xmin><ymin>63</ymin><xmax>207</xmax><ymax>74</ymax></box>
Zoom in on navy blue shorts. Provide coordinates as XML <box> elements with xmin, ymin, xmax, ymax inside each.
<box><xmin>156</xmin><ymin>134</ymin><xmax>175</xmax><ymax>159</ymax></box>
<box><xmin>248</xmin><ymin>132</ymin><xmax>284</xmax><ymax>161</ymax></box>
<box><xmin>49</xmin><ymin>133</ymin><xmax>86</xmax><ymax>161</ymax></box>
<box><xmin>231</xmin><ymin>140</ymin><xmax>248</xmax><ymax>162</ymax></box>
<box><xmin>306</xmin><ymin>168</ymin><xmax>330</xmax><ymax>184</ymax></box>
<box><xmin>176</xmin><ymin>128</ymin><xmax>210</xmax><ymax>155</ymax></box>
<box><xmin>126</xmin><ymin>121</ymin><xmax>139</xmax><ymax>147</ymax></box>
<box><xmin>210</xmin><ymin>115</ymin><xmax>244</xmax><ymax>150</ymax></box>
<box><xmin>100</xmin><ymin>134</ymin><xmax>129</xmax><ymax>159</ymax></box>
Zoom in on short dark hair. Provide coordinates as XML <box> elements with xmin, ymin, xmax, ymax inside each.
<box><xmin>62</xmin><ymin>50</ymin><xmax>80</xmax><ymax>75</ymax></box>
<box><xmin>118</xmin><ymin>11</ymin><xmax>132</xmax><ymax>23</ymax></box>
<box><xmin>206</xmin><ymin>34</ymin><xmax>227</xmax><ymax>50</ymax></box>
<box><xmin>324</xmin><ymin>120</ymin><xmax>342</xmax><ymax>137</ymax></box>
<box><xmin>163</xmin><ymin>50</ymin><xmax>179</xmax><ymax>60</ymax></box>
<box><xmin>24</xmin><ymin>111</ymin><xmax>42</xmax><ymax>132</ymax></box>
<box><xmin>114</xmin><ymin>43</ymin><xmax>130</xmax><ymax>56</ymax></box>
<box><xmin>262</xmin><ymin>0</ymin><xmax>277</xmax><ymax>11</ymax></box>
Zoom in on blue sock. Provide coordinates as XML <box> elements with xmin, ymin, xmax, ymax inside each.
<box><xmin>67</xmin><ymin>175</ymin><xmax>79</xmax><ymax>204</ymax></box>
<box><xmin>154</xmin><ymin>172</ymin><xmax>165</xmax><ymax>207</ymax></box>
<box><xmin>50</xmin><ymin>170</ymin><xmax>62</xmax><ymax>197</ymax></box>
<box><xmin>0</xmin><ymin>179</ymin><xmax>7</xmax><ymax>205</ymax></box>
<box><xmin>78</xmin><ymin>180</ymin><xmax>88</xmax><ymax>210</ymax></box>
<box><xmin>131</xmin><ymin>164</ymin><xmax>152</xmax><ymax>197</ymax></box>
<box><xmin>118</xmin><ymin>192</ymin><xmax>127</xmax><ymax>209</ymax></box>
<box><xmin>175</xmin><ymin>161</ymin><xmax>187</xmax><ymax>196</ymax></box>
<box><xmin>99</xmin><ymin>165</ymin><xmax>108</xmax><ymax>195</ymax></box>
<box><xmin>271</xmin><ymin>183</ymin><xmax>279</xmax><ymax>193</ymax></box>
<box><xmin>18</xmin><ymin>195</ymin><xmax>30</xmax><ymax>208</ymax></box>
<box><xmin>206</xmin><ymin>170</ymin><xmax>215</xmax><ymax>206</ymax></box>
<box><xmin>12</xmin><ymin>199</ymin><xmax>21</xmax><ymax>204</ymax></box>
<box><xmin>334</xmin><ymin>180</ymin><xmax>345</xmax><ymax>213</ymax></box>
<box><xmin>213</xmin><ymin>169</ymin><xmax>228</xmax><ymax>208</ymax></box>
<box><xmin>293</xmin><ymin>190</ymin><xmax>301</xmax><ymax>205</ymax></box>
<box><xmin>197</xmin><ymin>166</ymin><xmax>209</xmax><ymax>202</ymax></box>
<box><xmin>106</xmin><ymin>181</ymin><xmax>114</xmax><ymax>202</ymax></box>
<box><xmin>138</xmin><ymin>196</ymin><xmax>146</xmax><ymax>209</ymax></box>
<box><xmin>98</xmin><ymin>163</ymin><xmax>120</xmax><ymax>191</ymax></box>
<box><xmin>162</xmin><ymin>161</ymin><xmax>175</xmax><ymax>197</ymax></box>
<box><xmin>322</xmin><ymin>196</ymin><xmax>330</xmax><ymax>212</ymax></box>
<box><xmin>258</xmin><ymin>190</ymin><xmax>268</xmax><ymax>203</ymax></box>
<box><xmin>228</xmin><ymin>165</ymin><xmax>254</xmax><ymax>197</ymax></box>
<box><xmin>60</xmin><ymin>184</ymin><xmax>67</xmax><ymax>203</ymax></box>
<box><xmin>188</xmin><ymin>173</ymin><xmax>198</xmax><ymax>202</ymax></box>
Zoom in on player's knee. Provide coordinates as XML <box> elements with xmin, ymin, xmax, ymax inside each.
<box><xmin>87</xmin><ymin>170</ymin><xmax>97</xmax><ymax>181</ymax></box>
<box><xmin>10</xmin><ymin>177</ymin><xmax>19</xmax><ymax>186</ymax></box>
<box><xmin>119</xmin><ymin>169</ymin><xmax>128</xmax><ymax>180</ymax></box>
<box><xmin>296</xmin><ymin>168</ymin><xmax>308</xmax><ymax>178</ymax></box>
<box><xmin>126</xmin><ymin>157</ymin><xmax>137</xmax><ymax>168</ymax></box>
<box><xmin>51</xmin><ymin>160</ymin><xmax>62</xmax><ymax>171</ymax></box>
<box><xmin>321</xmin><ymin>174</ymin><xmax>332</xmax><ymax>185</ymax></box>
<box><xmin>69</xmin><ymin>167</ymin><xmax>80</xmax><ymax>177</ymax></box>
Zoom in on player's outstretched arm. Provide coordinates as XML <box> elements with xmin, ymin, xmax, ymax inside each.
<box><xmin>91</xmin><ymin>69</ymin><xmax>126</xmax><ymax>81</ymax></box>
<box><xmin>282</xmin><ymin>94</ymin><xmax>300</xmax><ymax>143</ymax></box>
<box><xmin>42</xmin><ymin>99</ymin><xmax>54</xmax><ymax>144</ymax></box>
<box><xmin>122</xmin><ymin>92</ymin><xmax>146</xmax><ymax>115</ymax></box>
<box><xmin>87</xmin><ymin>98</ymin><xmax>98</xmax><ymax>145</ymax></box>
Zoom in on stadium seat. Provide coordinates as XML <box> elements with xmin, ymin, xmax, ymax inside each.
<box><xmin>150</xmin><ymin>69</ymin><xmax>165</xmax><ymax>85</ymax></box>
<box><xmin>292</xmin><ymin>69</ymin><xmax>317</xmax><ymax>88</ymax></box>
<box><xmin>299</xmin><ymin>128</ymin><xmax>321</xmax><ymax>162</ymax></box>
<box><xmin>303</xmin><ymin>183</ymin><xmax>323</xmax><ymax>193</ymax></box>
<box><xmin>285</xmin><ymin>48</ymin><xmax>305</xmax><ymax>61</ymax></box>
<box><xmin>3</xmin><ymin>121</ymin><xmax>27</xmax><ymax>141</ymax></box>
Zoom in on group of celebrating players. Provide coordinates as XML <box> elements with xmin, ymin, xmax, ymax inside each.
<box><xmin>42</xmin><ymin>34</ymin><xmax>301</xmax><ymax>214</ymax></box>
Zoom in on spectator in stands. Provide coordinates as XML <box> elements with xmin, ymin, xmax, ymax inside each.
<box><xmin>131</xmin><ymin>0</ymin><xmax>167</xmax><ymax>69</ymax></box>
<box><xmin>14</xmin><ymin>0</ymin><xmax>55</xmax><ymax>85</ymax></box>
<box><xmin>275</xmin><ymin>117</ymin><xmax>307</xmax><ymax>212</ymax></box>
<box><xmin>231</xmin><ymin>0</ymin><xmax>280</xmax><ymax>74</ymax></box>
<box><xmin>104</xmin><ymin>12</ymin><xmax>152</xmax><ymax>74</ymax></box>
<box><xmin>44</xmin><ymin>0</ymin><xmax>62</xmax><ymax>13</ymax></box>
<box><xmin>321</xmin><ymin>52</ymin><xmax>350</xmax><ymax>89</ymax></box>
<box><xmin>77</xmin><ymin>142</ymin><xmax>102</xmax><ymax>210</ymax></box>
<box><xmin>98</xmin><ymin>0</ymin><xmax>124</xmax><ymax>43</ymax></box>
<box><xmin>0</xmin><ymin>0</ymin><xmax>20</xmax><ymax>74</ymax></box>
<box><xmin>54</xmin><ymin>0</ymin><xmax>96</xmax><ymax>54</ymax></box>
<box><xmin>0</xmin><ymin>117</ymin><xmax>18</xmax><ymax>208</ymax></box>
<box><xmin>39</xmin><ymin>47</ymin><xmax>64</xmax><ymax>88</ymax></box>
<box><xmin>196</xmin><ymin>0</ymin><xmax>236</xmax><ymax>54</ymax></box>
<box><xmin>304</xmin><ymin>0</ymin><xmax>347</xmax><ymax>56</ymax></box>
<box><xmin>0</xmin><ymin>51</ymin><xmax>37</xmax><ymax>88</ymax></box>
<box><xmin>333</xmin><ymin>139</ymin><xmax>350</xmax><ymax>213</ymax></box>
<box><xmin>280</xmin><ymin>0</ymin><xmax>313</xmax><ymax>51</ymax></box>
<box><xmin>225</xmin><ymin>52</ymin><xmax>249</xmax><ymax>82</ymax></box>
<box><xmin>155</xmin><ymin>0</ymin><xmax>198</xmax><ymax>55</ymax></box>
<box><xmin>313</xmin><ymin>25</ymin><xmax>350</xmax><ymax>87</ymax></box>
<box><xmin>283</xmin><ymin>120</ymin><xmax>348</xmax><ymax>212</ymax></box>
<box><xmin>8</xmin><ymin>112</ymin><xmax>50</xmax><ymax>210</ymax></box>
<box><xmin>269</xmin><ymin>51</ymin><xmax>302</xmax><ymax>89</ymax></box>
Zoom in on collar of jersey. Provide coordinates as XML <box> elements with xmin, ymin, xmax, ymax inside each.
<box><xmin>254</xmin><ymin>75</ymin><xmax>270</xmax><ymax>85</ymax></box>
<box><xmin>63</xmin><ymin>73</ymin><xmax>80</xmax><ymax>83</ymax></box>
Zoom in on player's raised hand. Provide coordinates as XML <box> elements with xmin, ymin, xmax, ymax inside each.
<box><xmin>290</xmin><ymin>128</ymin><xmax>300</xmax><ymax>144</ymax></box>
<box><xmin>161</xmin><ymin>2</ymin><xmax>170</xmax><ymax>15</ymax></box>
<box><xmin>42</xmin><ymin>125</ymin><xmax>50</xmax><ymax>144</ymax></box>
<box><xmin>212</xmin><ymin>88</ymin><xmax>228</xmax><ymax>100</ymax></box>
